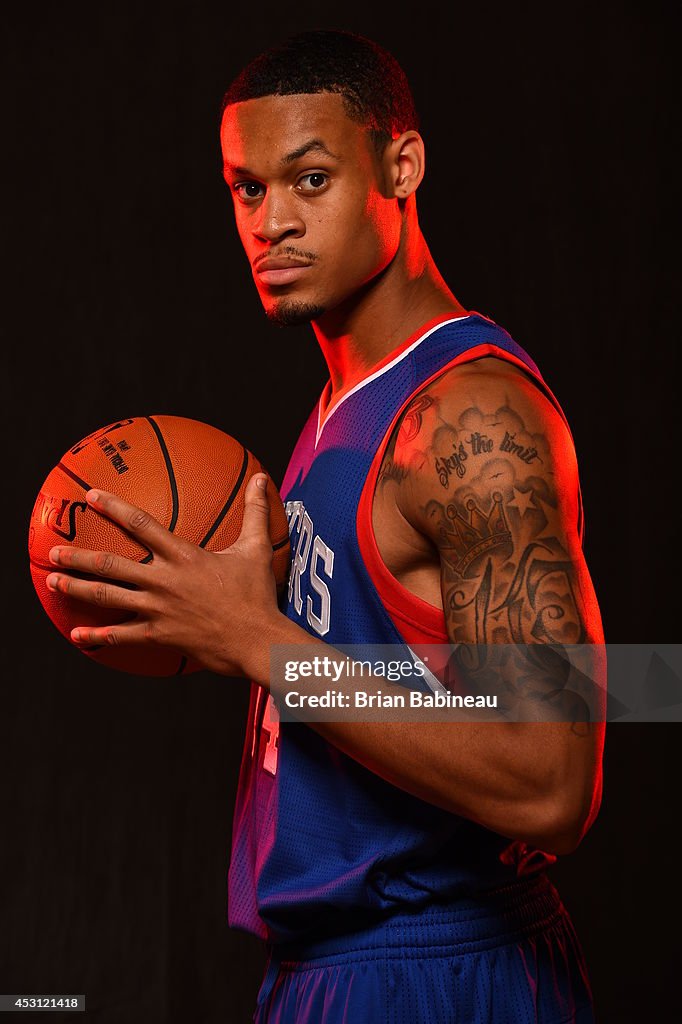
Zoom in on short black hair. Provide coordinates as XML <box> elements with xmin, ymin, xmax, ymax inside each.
<box><xmin>220</xmin><ymin>29</ymin><xmax>419</xmax><ymax>155</ymax></box>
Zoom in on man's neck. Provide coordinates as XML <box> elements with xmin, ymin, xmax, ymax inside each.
<box><xmin>311</xmin><ymin>228</ymin><xmax>467</xmax><ymax>401</ymax></box>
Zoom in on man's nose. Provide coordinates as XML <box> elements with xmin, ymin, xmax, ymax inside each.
<box><xmin>252</xmin><ymin>187</ymin><xmax>305</xmax><ymax>243</ymax></box>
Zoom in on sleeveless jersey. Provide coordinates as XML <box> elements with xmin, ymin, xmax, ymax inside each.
<box><xmin>228</xmin><ymin>312</ymin><xmax>584</xmax><ymax>943</ymax></box>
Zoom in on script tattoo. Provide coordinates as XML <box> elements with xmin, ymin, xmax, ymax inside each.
<box><xmin>467</xmin><ymin>431</ymin><xmax>494</xmax><ymax>455</ymax></box>
<box><xmin>435</xmin><ymin>442</ymin><xmax>468</xmax><ymax>486</ymax></box>
<box><xmin>377</xmin><ymin>457</ymin><xmax>409</xmax><ymax>486</ymax></box>
<box><xmin>433</xmin><ymin>402</ymin><xmax>545</xmax><ymax>488</ymax></box>
<box><xmin>499</xmin><ymin>430</ymin><xmax>543</xmax><ymax>465</ymax></box>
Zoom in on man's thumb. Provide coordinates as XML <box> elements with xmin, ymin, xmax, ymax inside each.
<box><xmin>239</xmin><ymin>473</ymin><xmax>271</xmax><ymax>544</ymax></box>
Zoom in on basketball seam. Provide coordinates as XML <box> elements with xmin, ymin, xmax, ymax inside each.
<box><xmin>57</xmin><ymin>462</ymin><xmax>92</xmax><ymax>492</ymax></box>
<box><xmin>198</xmin><ymin>446</ymin><xmax>250</xmax><ymax>549</ymax></box>
<box><xmin>146</xmin><ymin>416</ymin><xmax>179</xmax><ymax>532</ymax></box>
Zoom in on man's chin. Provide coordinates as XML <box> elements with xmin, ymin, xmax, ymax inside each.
<box><xmin>264</xmin><ymin>298</ymin><xmax>326</xmax><ymax>327</ymax></box>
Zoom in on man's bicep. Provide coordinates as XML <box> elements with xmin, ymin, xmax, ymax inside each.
<box><xmin>398</xmin><ymin>367</ymin><xmax>603</xmax><ymax>647</ymax></box>
<box><xmin>390</xmin><ymin>366</ymin><xmax>605</xmax><ymax>821</ymax></box>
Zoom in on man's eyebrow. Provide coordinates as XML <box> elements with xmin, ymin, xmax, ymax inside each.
<box><xmin>280</xmin><ymin>139</ymin><xmax>341</xmax><ymax>165</ymax></box>
<box><xmin>223</xmin><ymin>138</ymin><xmax>341</xmax><ymax>177</ymax></box>
<box><xmin>223</xmin><ymin>162</ymin><xmax>254</xmax><ymax>177</ymax></box>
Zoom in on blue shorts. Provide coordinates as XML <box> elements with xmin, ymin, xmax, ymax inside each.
<box><xmin>253</xmin><ymin>874</ymin><xmax>594</xmax><ymax>1023</ymax></box>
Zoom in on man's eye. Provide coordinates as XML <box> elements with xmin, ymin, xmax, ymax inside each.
<box><xmin>234</xmin><ymin>182</ymin><xmax>265</xmax><ymax>202</ymax></box>
<box><xmin>296</xmin><ymin>173</ymin><xmax>329</xmax><ymax>194</ymax></box>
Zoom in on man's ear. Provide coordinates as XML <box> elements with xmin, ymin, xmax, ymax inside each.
<box><xmin>384</xmin><ymin>131</ymin><xmax>426</xmax><ymax>198</ymax></box>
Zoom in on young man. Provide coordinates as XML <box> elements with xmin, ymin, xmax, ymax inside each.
<box><xmin>45</xmin><ymin>30</ymin><xmax>604</xmax><ymax>1023</ymax></box>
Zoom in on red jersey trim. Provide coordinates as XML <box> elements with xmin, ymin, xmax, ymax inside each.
<box><xmin>356</xmin><ymin>341</ymin><xmax>570</xmax><ymax>646</ymax></box>
<box><xmin>316</xmin><ymin>311</ymin><xmax>473</xmax><ymax>442</ymax></box>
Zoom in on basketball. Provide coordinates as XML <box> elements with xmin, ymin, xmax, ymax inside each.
<box><xmin>28</xmin><ymin>416</ymin><xmax>291</xmax><ymax>676</ymax></box>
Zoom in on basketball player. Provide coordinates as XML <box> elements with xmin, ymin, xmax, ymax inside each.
<box><xmin>45</xmin><ymin>31</ymin><xmax>605</xmax><ymax>1023</ymax></box>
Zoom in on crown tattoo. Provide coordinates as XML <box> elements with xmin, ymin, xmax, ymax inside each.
<box><xmin>443</xmin><ymin>491</ymin><xmax>512</xmax><ymax>574</ymax></box>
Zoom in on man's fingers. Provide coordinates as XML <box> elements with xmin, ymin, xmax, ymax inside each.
<box><xmin>46</xmin><ymin>572</ymin><xmax>143</xmax><ymax>612</ymax></box>
<box><xmin>71</xmin><ymin>621</ymin><xmax>153</xmax><ymax>647</ymax></box>
<box><xmin>48</xmin><ymin>545</ymin><xmax>150</xmax><ymax>585</ymax></box>
<box><xmin>237</xmin><ymin>474</ymin><xmax>272</xmax><ymax>547</ymax></box>
<box><xmin>84</xmin><ymin>489</ymin><xmax>180</xmax><ymax>559</ymax></box>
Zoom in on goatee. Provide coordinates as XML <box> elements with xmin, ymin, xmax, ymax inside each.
<box><xmin>265</xmin><ymin>299</ymin><xmax>326</xmax><ymax>327</ymax></box>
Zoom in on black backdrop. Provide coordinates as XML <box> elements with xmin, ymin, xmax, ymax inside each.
<box><xmin>2</xmin><ymin>2</ymin><xmax>679</xmax><ymax>1022</ymax></box>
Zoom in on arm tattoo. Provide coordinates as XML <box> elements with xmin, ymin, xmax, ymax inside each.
<box><xmin>377</xmin><ymin>394</ymin><xmax>437</xmax><ymax>487</ymax></box>
<box><xmin>433</xmin><ymin>402</ymin><xmax>545</xmax><ymax>491</ymax></box>
<box><xmin>423</xmin><ymin>397</ymin><xmax>584</xmax><ymax>646</ymax></box>
<box><xmin>397</xmin><ymin>395</ymin><xmax>435</xmax><ymax>442</ymax></box>
<box><xmin>420</xmin><ymin>394</ymin><xmax>591</xmax><ymax>724</ymax></box>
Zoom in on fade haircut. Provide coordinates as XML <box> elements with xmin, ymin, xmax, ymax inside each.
<box><xmin>220</xmin><ymin>29</ymin><xmax>419</xmax><ymax>156</ymax></box>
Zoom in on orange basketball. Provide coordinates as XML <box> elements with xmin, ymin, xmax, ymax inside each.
<box><xmin>28</xmin><ymin>416</ymin><xmax>291</xmax><ymax>676</ymax></box>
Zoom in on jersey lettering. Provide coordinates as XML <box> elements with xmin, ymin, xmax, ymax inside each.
<box><xmin>289</xmin><ymin>510</ymin><xmax>313</xmax><ymax>615</ymax></box>
<box><xmin>262</xmin><ymin>696</ymin><xmax>280</xmax><ymax>776</ymax></box>
<box><xmin>308</xmin><ymin>536</ymin><xmax>334</xmax><ymax>636</ymax></box>
<box><xmin>285</xmin><ymin>500</ymin><xmax>335</xmax><ymax>637</ymax></box>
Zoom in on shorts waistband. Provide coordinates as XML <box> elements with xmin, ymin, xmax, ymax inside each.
<box><xmin>271</xmin><ymin>872</ymin><xmax>564</xmax><ymax>966</ymax></box>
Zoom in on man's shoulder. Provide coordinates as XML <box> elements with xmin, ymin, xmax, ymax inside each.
<box><xmin>397</xmin><ymin>354</ymin><xmax>572</xmax><ymax>452</ymax></box>
<box><xmin>423</xmin><ymin>353</ymin><xmax>539</xmax><ymax>400</ymax></box>
<box><xmin>386</xmin><ymin>350</ymin><xmax>581</xmax><ymax>536</ymax></box>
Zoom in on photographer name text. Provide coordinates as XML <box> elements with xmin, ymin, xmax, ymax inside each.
<box><xmin>282</xmin><ymin>689</ymin><xmax>497</xmax><ymax>709</ymax></box>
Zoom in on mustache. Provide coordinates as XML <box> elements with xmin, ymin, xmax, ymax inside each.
<box><xmin>253</xmin><ymin>247</ymin><xmax>318</xmax><ymax>267</ymax></box>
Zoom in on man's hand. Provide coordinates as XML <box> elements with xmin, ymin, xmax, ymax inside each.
<box><xmin>44</xmin><ymin>473</ymin><xmax>282</xmax><ymax>678</ymax></box>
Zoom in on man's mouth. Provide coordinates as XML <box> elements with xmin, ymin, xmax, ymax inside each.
<box><xmin>255</xmin><ymin>256</ymin><xmax>314</xmax><ymax>287</ymax></box>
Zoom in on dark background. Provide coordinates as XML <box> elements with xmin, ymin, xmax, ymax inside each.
<box><xmin>2</xmin><ymin>1</ymin><xmax>678</xmax><ymax>1021</ymax></box>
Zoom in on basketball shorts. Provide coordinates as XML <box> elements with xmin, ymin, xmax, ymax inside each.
<box><xmin>253</xmin><ymin>873</ymin><xmax>594</xmax><ymax>1023</ymax></box>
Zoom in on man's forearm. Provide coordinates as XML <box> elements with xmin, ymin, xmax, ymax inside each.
<box><xmin>252</xmin><ymin>614</ymin><xmax>599</xmax><ymax>855</ymax></box>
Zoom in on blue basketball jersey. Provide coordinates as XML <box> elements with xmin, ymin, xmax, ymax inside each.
<box><xmin>228</xmin><ymin>312</ymin><xmax>583</xmax><ymax>943</ymax></box>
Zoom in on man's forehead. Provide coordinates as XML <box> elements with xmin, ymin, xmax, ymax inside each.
<box><xmin>220</xmin><ymin>92</ymin><xmax>366</xmax><ymax>164</ymax></box>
